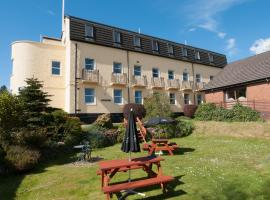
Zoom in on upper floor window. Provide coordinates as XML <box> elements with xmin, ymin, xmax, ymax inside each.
<box><xmin>152</xmin><ymin>68</ymin><xmax>159</xmax><ymax>78</ymax></box>
<box><xmin>85</xmin><ymin>88</ymin><xmax>95</xmax><ymax>104</ymax></box>
<box><xmin>210</xmin><ymin>75</ymin><xmax>214</xmax><ymax>81</ymax></box>
<box><xmin>168</xmin><ymin>70</ymin><xmax>174</xmax><ymax>80</ymax></box>
<box><xmin>134</xmin><ymin>36</ymin><xmax>141</xmax><ymax>47</ymax></box>
<box><xmin>195</xmin><ymin>51</ymin><xmax>200</xmax><ymax>60</ymax></box>
<box><xmin>169</xmin><ymin>93</ymin><xmax>176</xmax><ymax>105</ymax></box>
<box><xmin>152</xmin><ymin>40</ymin><xmax>159</xmax><ymax>52</ymax></box>
<box><xmin>183</xmin><ymin>48</ymin><xmax>188</xmax><ymax>57</ymax></box>
<box><xmin>113</xmin><ymin>31</ymin><xmax>121</xmax><ymax>44</ymax></box>
<box><xmin>52</xmin><ymin>61</ymin><xmax>60</xmax><ymax>75</ymax></box>
<box><xmin>113</xmin><ymin>62</ymin><xmax>122</xmax><ymax>74</ymax></box>
<box><xmin>209</xmin><ymin>54</ymin><xmax>214</xmax><ymax>63</ymax></box>
<box><xmin>183</xmin><ymin>72</ymin><xmax>189</xmax><ymax>81</ymax></box>
<box><xmin>134</xmin><ymin>65</ymin><xmax>141</xmax><ymax>76</ymax></box>
<box><xmin>168</xmin><ymin>44</ymin><xmax>174</xmax><ymax>55</ymax></box>
<box><xmin>85</xmin><ymin>24</ymin><xmax>94</xmax><ymax>39</ymax></box>
<box><xmin>114</xmin><ymin>89</ymin><xmax>123</xmax><ymax>104</ymax></box>
<box><xmin>196</xmin><ymin>74</ymin><xmax>201</xmax><ymax>83</ymax></box>
<box><xmin>85</xmin><ymin>58</ymin><xmax>95</xmax><ymax>70</ymax></box>
<box><xmin>135</xmin><ymin>90</ymin><xmax>143</xmax><ymax>104</ymax></box>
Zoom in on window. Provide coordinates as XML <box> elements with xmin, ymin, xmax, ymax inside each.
<box><xmin>85</xmin><ymin>88</ymin><xmax>95</xmax><ymax>104</ymax></box>
<box><xmin>209</xmin><ymin>54</ymin><xmax>214</xmax><ymax>62</ymax></box>
<box><xmin>113</xmin><ymin>31</ymin><xmax>121</xmax><ymax>44</ymax></box>
<box><xmin>113</xmin><ymin>62</ymin><xmax>122</xmax><ymax>74</ymax></box>
<box><xmin>183</xmin><ymin>48</ymin><xmax>188</xmax><ymax>57</ymax></box>
<box><xmin>169</xmin><ymin>93</ymin><xmax>176</xmax><ymax>105</ymax></box>
<box><xmin>152</xmin><ymin>68</ymin><xmax>159</xmax><ymax>78</ymax></box>
<box><xmin>114</xmin><ymin>89</ymin><xmax>123</xmax><ymax>104</ymax></box>
<box><xmin>226</xmin><ymin>88</ymin><xmax>247</xmax><ymax>100</ymax></box>
<box><xmin>183</xmin><ymin>72</ymin><xmax>189</xmax><ymax>81</ymax></box>
<box><xmin>135</xmin><ymin>91</ymin><xmax>142</xmax><ymax>104</ymax></box>
<box><xmin>134</xmin><ymin>36</ymin><xmax>141</xmax><ymax>47</ymax></box>
<box><xmin>85</xmin><ymin>24</ymin><xmax>94</xmax><ymax>39</ymax></box>
<box><xmin>52</xmin><ymin>61</ymin><xmax>60</xmax><ymax>75</ymax></box>
<box><xmin>168</xmin><ymin>70</ymin><xmax>174</xmax><ymax>80</ymax></box>
<box><xmin>184</xmin><ymin>94</ymin><xmax>190</xmax><ymax>105</ymax></box>
<box><xmin>168</xmin><ymin>44</ymin><xmax>174</xmax><ymax>55</ymax></box>
<box><xmin>196</xmin><ymin>74</ymin><xmax>201</xmax><ymax>83</ymax></box>
<box><xmin>152</xmin><ymin>40</ymin><xmax>159</xmax><ymax>52</ymax></box>
<box><xmin>195</xmin><ymin>51</ymin><xmax>200</xmax><ymax>60</ymax></box>
<box><xmin>134</xmin><ymin>65</ymin><xmax>141</xmax><ymax>76</ymax></box>
<box><xmin>210</xmin><ymin>75</ymin><xmax>214</xmax><ymax>81</ymax></box>
<box><xmin>85</xmin><ymin>58</ymin><xmax>95</xmax><ymax>70</ymax></box>
<box><xmin>197</xmin><ymin>94</ymin><xmax>202</xmax><ymax>105</ymax></box>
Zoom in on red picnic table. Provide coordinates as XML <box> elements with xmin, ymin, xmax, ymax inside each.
<box><xmin>143</xmin><ymin>138</ymin><xmax>178</xmax><ymax>156</ymax></box>
<box><xmin>97</xmin><ymin>156</ymin><xmax>174</xmax><ymax>200</ymax></box>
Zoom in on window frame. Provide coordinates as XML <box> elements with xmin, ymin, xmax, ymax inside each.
<box><xmin>85</xmin><ymin>58</ymin><xmax>95</xmax><ymax>70</ymax></box>
<box><xmin>182</xmin><ymin>72</ymin><xmax>189</xmax><ymax>81</ymax></box>
<box><xmin>113</xmin><ymin>31</ymin><xmax>122</xmax><ymax>44</ymax></box>
<box><xmin>152</xmin><ymin>68</ymin><xmax>160</xmax><ymax>78</ymax></box>
<box><xmin>184</xmin><ymin>93</ymin><xmax>190</xmax><ymax>105</ymax></box>
<box><xmin>209</xmin><ymin>53</ymin><xmax>214</xmax><ymax>63</ymax></box>
<box><xmin>152</xmin><ymin>40</ymin><xmax>159</xmax><ymax>52</ymax></box>
<box><xmin>85</xmin><ymin>24</ymin><xmax>94</xmax><ymax>39</ymax></box>
<box><xmin>113</xmin><ymin>62</ymin><xmax>122</xmax><ymax>74</ymax></box>
<box><xmin>195</xmin><ymin>51</ymin><xmax>201</xmax><ymax>60</ymax></box>
<box><xmin>135</xmin><ymin>90</ymin><xmax>143</xmax><ymax>104</ymax></box>
<box><xmin>182</xmin><ymin>48</ymin><xmax>188</xmax><ymax>57</ymax></box>
<box><xmin>51</xmin><ymin>61</ymin><xmax>61</xmax><ymax>76</ymax></box>
<box><xmin>114</xmin><ymin>89</ymin><xmax>123</xmax><ymax>105</ymax></box>
<box><xmin>168</xmin><ymin>44</ymin><xmax>174</xmax><ymax>56</ymax></box>
<box><xmin>134</xmin><ymin>65</ymin><xmax>141</xmax><ymax>76</ymax></box>
<box><xmin>133</xmin><ymin>35</ymin><xmax>141</xmax><ymax>47</ymax></box>
<box><xmin>169</xmin><ymin>93</ymin><xmax>176</xmax><ymax>105</ymax></box>
<box><xmin>84</xmin><ymin>88</ymin><xmax>96</xmax><ymax>105</ymax></box>
<box><xmin>168</xmin><ymin>70</ymin><xmax>174</xmax><ymax>80</ymax></box>
<box><xmin>196</xmin><ymin>74</ymin><xmax>201</xmax><ymax>83</ymax></box>
<box><xmin>197</xmin><ymin>94</ymin><xmax>202</xmax><ymax>105</ymax></box>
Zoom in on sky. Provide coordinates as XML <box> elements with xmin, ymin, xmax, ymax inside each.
<box><xmin>1</xmin><ymin>0</ymin><xmax>270</xmax><ymax>88</ymax></box>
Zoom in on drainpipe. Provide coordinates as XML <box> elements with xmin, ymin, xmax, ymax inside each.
<box><xmin>74</xmin><ymin>43</ymin><xmax>78</xmax><ymax>115</ymax></box>
<box><xmin>127</xmin><ymin>50</ymin><xmax>130</xmax><ymax>104</ymax></box>
<box><xmin>191</xmin><ymin>62</ymin><xmax>196</xmax><ymax>104</ymax></box>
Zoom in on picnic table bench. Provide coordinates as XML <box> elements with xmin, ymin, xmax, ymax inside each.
<box><xmin>143</xmin><ymin>139</ymin><xmax>179</xmax><ymax>156</ymax></box>
<box><xmin>97</xmin><ymin>156</ymin><xmax>174</xmax><ymax>200</ymax></box>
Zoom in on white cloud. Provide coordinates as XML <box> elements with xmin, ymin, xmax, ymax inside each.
<box><xmin>226</xmin><ymin>38</ymin><xmax>237</xmax><ymax>56</ymax></box>
<box><xmin>47</xmin><ymin>10</ymin><xmax>55</xmax><ymax>16</ymax></box>
<box><xmin>218</xmin><ymin>32</ymin><xmax>227</xmax><ymax>39</ymax></box>
<box><xmin>250</xmin><ymin>37</ymin><xmax>270</xmax><ymax>54</ymax></box>
<box><xmin>188</xmin><ymin>27</ymin><xmax>196</xmax><ymax>32</ymax></box>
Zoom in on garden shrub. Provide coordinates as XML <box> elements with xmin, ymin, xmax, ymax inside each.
<box><xmin>175</xmin><ymin>117</ymin><xmax>195</xmax><ymax>137</ymax></box>
<box><xmin>183</xmin><ymin>104</ymin><xmax>198</xmax><ymax>118</ymax></box>
<box><xmin>230</xmin><ymin>103</ymin><xmax>261</xmax><ymax>122</ymax></box>
<box><xmin>116</xmin><ymin>123</ymin><xmax>125</xmax><ymax>143</ymax></box>
<box><xmin>94</xmin><ymin>113</ymin><xmax>113</xmax><ymax>129</ymax></box>
<box><xmin>5</xmin><ymin>145</ymin><xmax>40</xmax><ymax>172</ymax></box>
<box><xmin>123</xmin><ymin>103</ymin><xmax>146</xmax><ymax>120</ymax></box>
<box><xmin>194</xmin><ymin>103</ymin><xmax>217</xmax><ymax>121</ymax></box>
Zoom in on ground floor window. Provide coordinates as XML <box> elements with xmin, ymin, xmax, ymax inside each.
<box><xmin>135</xmin><ymin>90</ymin><xmax>142</xmax><ymax>104</ymax></box>
<box><xmin>169</xmin><ymin>93</ymin><xmax>176</xmax><ymax>105</ymax></box>
<box><xmin>197</xmin><ymin>94</ymin><xmax>202</xmax><ymax>105</ymax></box>
<box><xmin>85</xmin><ymin>88</ymin><xmax>95</xmax><ymax>104</ymax></box>
<box><xmin>225</xmin><ymin>87</ymin><xmax>246</xmax><ymax>101</ymax></box>
<box><xmin>114</xmin><ymin>89</ymin><xmax>123</xmax><ymax>104</ymax></box>
<box><xmin>184</xmin><ymin>93</ymin><xmax>190</xmax><ymax>105</ymax></box>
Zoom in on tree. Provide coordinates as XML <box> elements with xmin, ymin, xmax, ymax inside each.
<box><xmin>0</xmin><ymin>85</ymin><xmax>7</xmax><ymax>94</ymax></box>
<box><xmin>144</xmin><ymin>92</ymin><xmax>172</xmax><ymax>119</ymax></box>
<box><xmin>18</xmin><ymin>78</ymin><xmax>51</xmax><ymax>127</ymax></box>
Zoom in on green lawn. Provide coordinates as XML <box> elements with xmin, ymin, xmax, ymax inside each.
<box><xmin>1</xmin><ymin>126</ymin><xmax>270</xmax><ymax>200</ymax></box>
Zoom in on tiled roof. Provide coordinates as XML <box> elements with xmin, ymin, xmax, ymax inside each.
<box><xmin>204</xmin><ymin>51</ymin><xmax>270</xmax><ymax>90</ymax></box>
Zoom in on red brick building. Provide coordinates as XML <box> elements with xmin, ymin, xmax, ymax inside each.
<box><xmin>204</xmin><ymin>51</ymin><xmax>270</xmax><ymax>119</ymax></box>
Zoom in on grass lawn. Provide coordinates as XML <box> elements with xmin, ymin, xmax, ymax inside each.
<box><xmin>1</xmin><ymin>123</ymin><xmax>270</xmax><ymax>200</ymax></box>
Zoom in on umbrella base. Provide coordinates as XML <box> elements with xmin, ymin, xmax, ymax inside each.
<box><xmin>118</xmin><ymin>189</ymin><xmax>146</xmax><ymax>200</ymax></box>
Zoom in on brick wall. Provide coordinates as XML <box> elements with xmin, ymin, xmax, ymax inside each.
<box><xmin>205</xmin><ymin>91</ymin><xmax>224</xmax><ymax>103</ymax></box>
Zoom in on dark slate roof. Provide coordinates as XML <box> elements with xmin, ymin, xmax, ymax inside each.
<box><xmin>204</xmin><ymin>51</ymin><xmax>270</xmax><ymax>91</ymax></box>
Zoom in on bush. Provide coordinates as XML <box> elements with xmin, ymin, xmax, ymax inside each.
<box><xmin>116</xmin><ymin>123</ymin><xmax>126</xmax><ymax>143</ymax></box>
<box><xmin>195</xmin><ymin>103</ymin><xmax>261</xmax><ymax>122</ymax></box>
<box><xmin>123</xmin><ymin>104</ymin><xmax>146</xmax><ymax>120</ymax></box>
<box><xmin>183</xmin><ymin>104</ymin><xmax>198</xmax><ymax>118</ymax></box>
<box><xmin>94</xmin><ymin>113</ymin><xmax>113</xmax><ymax>129</ymax></box>
<box><xmin>5</xmin><ymin>145</ymin><xmax>40</xmax><ymax>172</ymax></box>
<box><xmin>175</xmin><ymin>117</ymin><xmax>195</xmax><ymax>137</ymax></box>
<box><xmin>144</xmin><ymin>93</ymin><xmax>172</xmax><ymax>119</ymax></box>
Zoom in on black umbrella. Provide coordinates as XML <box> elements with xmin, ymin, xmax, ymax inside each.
<box><xmin>144</xmin><ymin>117</ymin><xmax>175</xmax><ymax>127</ymax></box>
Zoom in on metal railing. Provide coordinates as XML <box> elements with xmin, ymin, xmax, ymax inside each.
<box><xmin>151</xmin><ymin>77</ymin><xmax>165</xmax><ymax>88</ymax></box>
<box><xmin>82</xmin><ymin>69</ymin><xmax>99</xmax><ymax>83</ymax></box>
<box><xmin>131</xmin><ymin>75</ymin><xmax>147</xmax><ymax>87</ymax></box>
<box><xmin>167</xmin><ymin>79</ymin><xmax>180</xmax><ymax>90</ymax></box>
<box><xmin>194</xmin><ymin>82</ymin><xmax>206</xmax><ymax>91</ymax></box>
<box><xmin>180</xmin><ymin>81</ymin><xmax>193</xmax><ymax>90</ymax></box>
<box><xmin>111</xmin><ymin>73</ymin><xmax>127</xmax><ymax>85</ymax></box>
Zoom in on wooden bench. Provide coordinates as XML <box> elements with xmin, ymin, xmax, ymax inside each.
<box><xmin>96</xmin><ymin>165</ymin><xmax>143</xmax><ymax>175</ymax></box>
<box><xmin>102</xmin><ymin>175</ymin><xmax>174</xmax><ymax>199</ymax></box>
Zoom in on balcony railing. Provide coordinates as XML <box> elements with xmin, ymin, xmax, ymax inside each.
<box><xmin>151</xmin><ymin>77</ymin><xmax>165</xmax><ymax>89</ymax></box>
<box><xmin>194</xmin><ymin>82</ymin><xmax>206</xmax><ymax>91</ymax></box>
<box><xmin>167</xmin><ymin>79</ymin><xmax>180</xmax><ymax>90</ymax></box>
<box><xmin>132</xmin><ymin>75</ymin><xmax>147</xmax><ymax>87</ymax></box>
<box><xmin>111</xmin><ymin>73</ymin><xmax>127</xmax><ymax>86</ymax></box>
<box><xmin>180</xmin><ymin>81</ymin><xmax>193</xmax><ymax>91</ymax></box>
<box><xmin>82</xmin><ymin>69</ymin><xmax>99</xmax><ymax>84</ymax></box>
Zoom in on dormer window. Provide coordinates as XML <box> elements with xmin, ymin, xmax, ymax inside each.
<box><xmin>209</xmin><ymin>53</ymin><xmax>214</xmax><ymax>63</ymax></box>
<box><xmin>85</xmin><ymin>24</ymin><xmax>94</xmax><ymax>39</ymax></box>
<box><xmin>183</xmin><ymin>48</ymin><xmax>188</xmax><ymax>57</ymax></box>
<box><xmin>152</xmin><ymin>40</ymin><xmax>159</xmax><ymax>52</ymax></box>
<box><xmin>134</xmin><ymin>36</ymin><xmax>141</xmax><ymax>47</ymax></box>
<box><xmin>168</xmin><ymin>44</ymin><xmax>174</xmax><ymax>56</ymax></box>
<box><xmin>113</xmin><ymin>31</ymin><xmax>121</xmax><ymax>44</ymax></box>
<box><xmin>195</xmin><ymin>51</ymin><xmax>200</xmax><ymax>60</ymax></box>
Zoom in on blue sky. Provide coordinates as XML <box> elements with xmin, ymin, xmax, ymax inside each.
<box><xmin>1</xmin><ymin>0</ymin><xmax>270</xmax><ymax>88</ymax></box>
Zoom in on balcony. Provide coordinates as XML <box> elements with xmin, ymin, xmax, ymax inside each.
<box><xmin>82</xmin><ymin>69</ymin><xmax>99</xmax><ymax>84</ymax></box>
<box><xmin>131</xmin><ymin>75</ymin><xmax>147</xmax><ymax>88</ymax></box>
<box><xmin>194</xmin><ymin>82</ymin><xmax>206</xmax><ymax>92</ymax></box>
<box><xmin>151</xmin><ymin>77</ymin><xmax>165</xmax><ymax>89</ymax></box>
<box><xmin>167</xmin><ymin>79</ymin><xmax>180</xmax><ymax>90</ymax></box>
<box><xmin>180</xmin><ymin>81</ymin><xmax>193</xmax><ymax>91</ymax></box>
<box><xmin>111</xmin><ymin>73</ymin><xmax>127</xmax><ymax>86</ymax></box>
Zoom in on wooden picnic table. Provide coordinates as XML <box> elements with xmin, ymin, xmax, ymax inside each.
<box><xmin>97</xmin><ymin>156</ymin><xmax>174</xmax><ymax>199</ymax></box>
<box><xmin>146</xmin><ymin>138</ymin><xmax>177</xmax><ymax>156</ymax></box>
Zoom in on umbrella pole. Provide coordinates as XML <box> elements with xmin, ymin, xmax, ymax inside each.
<box><xmin>128</xmin><ymin>151</ymin><xmax>131</xmax><ymax>182</ymax></box>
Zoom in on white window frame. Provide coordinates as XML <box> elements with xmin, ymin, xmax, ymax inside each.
<box><xmin>182</xmin><ymin>72</ymin><xmax>189</xmax><ymax>81</ymax></box>
<box><xmin>85</xmin><ymin>58</ymin><xmax>95</xmax><ymax>70</ymax></box>
<box><xmin>113</xmin><ymin>31</ymin><xmax>121</xmax><ymax>44</ymax></box>
<box><xmin>134</xmin><ymin>65</ymin><xmax>141</xmax><ymax>76</ymax></box>
<box><xmin>152</xmin><ymin>40</ymin><xmax>159</xmax><ymax>51</ymax></box>
<box><xmin>183</xmin><ymin>48</ymin><xmax>188</xmax><ymax>57</ymax></box>
<box><xmin>184</xmin><ymin>93</ymin><xmax>190</xmax><ymax>105</ymax></box>
<box><xmin>85</xmin><ymin>24</ymin><xmax>94</xmax><ymax>38</ymax></box>
<box><xmin>168</xmin><ymin>70</ymin><xmax>174</xmax><ymax>80</ymax></box>
<box><xmin>113</xmin><ymin>62</ymin><xmax>122</xmax><ymax>74</ymax></box>
<box><xmin>51</xmin><ymin>61</ymin><xmax>61</xmax><ymax>76</ymax></box>
<box><xmin>135</xmin><ymin>90</ymin><xmax>143</xmax><ymax>104</ymax></box>
<box><xmin>85</xmin><ymin>88</ymin><xmax>96</xmax><ymax>105</ymax></box>
<box><xmin>134</xmin><ymin>35</ymin><xmax>141</xmax><ymax>47</ymax></box>
<box><xmin>169</xmin><ymin>93</ymin><xmax>176</xmax><ymax>105</ymax></box>
<box><xmin>195</xmin><ymin>51</ymin><xmax>201</xmax><ymax>60</ymax></box>
<box><xmin>196</xmin><ymin>74</ymin><xmax>201</xmax><ymax>83</ymax></box>
<box><xmin>152</xmin><ymin>68</ymin><xmax>160</xmax><ymax>78</ymax></box>
<box><xmin>113</xmin><ymin>89</ymin><xmax>123</xmax><ymax>105</ymax></box>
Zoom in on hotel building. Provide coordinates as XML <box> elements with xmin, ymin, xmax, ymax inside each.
<box><xmin>10</xmin><ymin>16</ymin><xmax>227</xmax><ymax>122</ymax></box>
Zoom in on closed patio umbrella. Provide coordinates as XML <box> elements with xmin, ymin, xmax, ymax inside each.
<box><xmin>144</xmin><ymin>117</ymin><xmax>175</xmax><ymax>127</ymax></box>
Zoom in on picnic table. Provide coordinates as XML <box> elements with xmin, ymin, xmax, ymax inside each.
<box><xmin>97</xmin><ymin>156</ymin><xmax>174</xmax><ymax>199</ymax></box>
<box><xmin>143</xmin><ymin>139</ymin><xmax>178</xmax><ymax>156</ymax></box>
